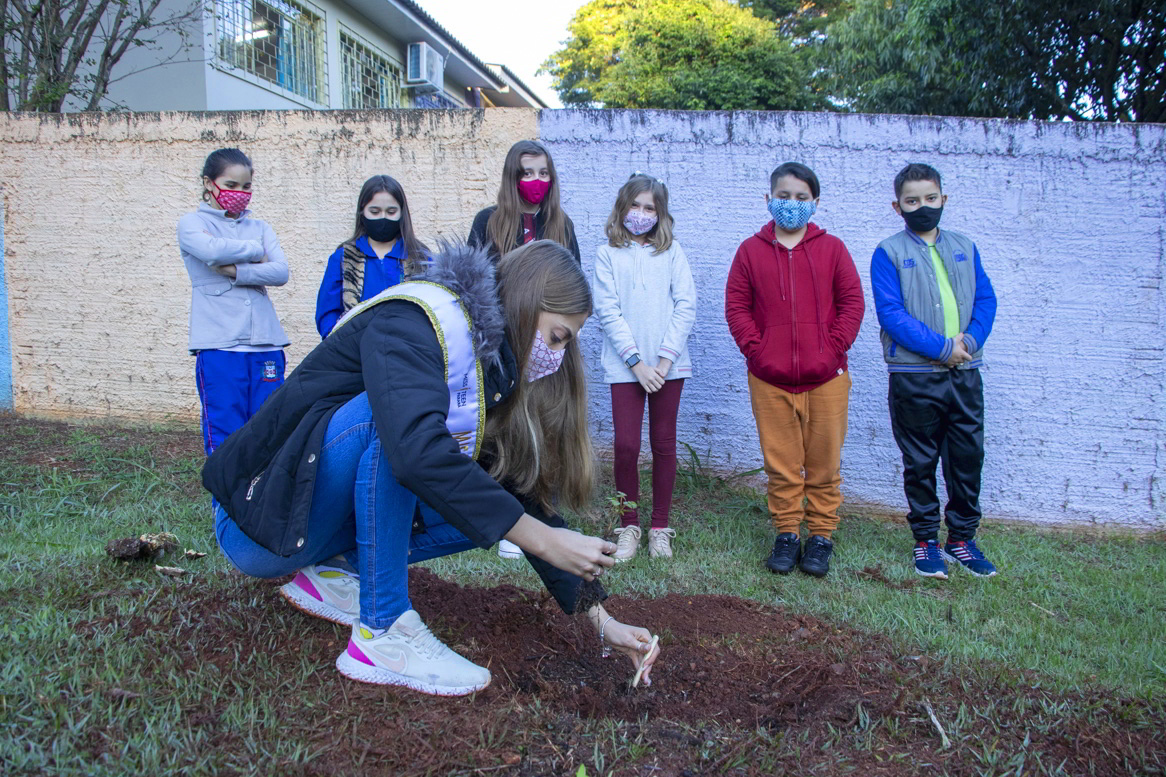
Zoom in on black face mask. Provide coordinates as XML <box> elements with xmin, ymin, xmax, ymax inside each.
<box><xmin>362</xmin><ymin>215</ymin><xmax>402</xmax><ymax>243</ymax></box>
<box><xmin>901</xmin><ymin>205</ymin><xmax>943</xmax><ymax>233</ymax></box>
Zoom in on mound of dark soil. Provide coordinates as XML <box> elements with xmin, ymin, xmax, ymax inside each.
<box><xmin>74</xmin><ymin>568</ymin><xmax>1163</xmax><ymax>777</ymax></box>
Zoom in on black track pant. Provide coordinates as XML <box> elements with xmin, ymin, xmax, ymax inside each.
<box><xmin>888</xmin><ymin>370</ymin><xmax>984</xmax><ymax>542</ymax></box>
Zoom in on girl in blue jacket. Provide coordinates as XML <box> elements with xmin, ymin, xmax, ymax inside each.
<box><xmin>315</xmin><ymin>175</ymin><xmax>429</xmax><ymax>338</ymax></box>
<box><xmin>177</xmin><ymin>148</ymin><xmax>290</xmax><ymax>457</ymax></box>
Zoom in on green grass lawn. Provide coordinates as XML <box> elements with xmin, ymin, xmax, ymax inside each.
<box><xmin>1</xmin><ymin>419</ymin><xmax>1164</xmax><ymax>775</ymax></box>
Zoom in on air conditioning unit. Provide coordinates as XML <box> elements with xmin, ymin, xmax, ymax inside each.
<box><xmin>406</xmin><ymin>42</ymin><xmax>444</xmax><ymax>93</ymax></box>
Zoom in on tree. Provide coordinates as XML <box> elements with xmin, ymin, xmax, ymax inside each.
<box><xmin>543</xmin><ymin>0</ymin><xmax>815</xmax><ymax>110</ymax></box>
<box><xmin>820</xmin><ymin>0</ymin><xmax>1165</xmax><ymax>122</ymax></box>
<box><xmin>737</xmin><ymin>0</ymin><xmax>852</xmax><ymax>41</ymax></box>
<box><xmin>2</xmin><ymin>0</ymin><xmax>199</xmax><ymax>111</ymax></box>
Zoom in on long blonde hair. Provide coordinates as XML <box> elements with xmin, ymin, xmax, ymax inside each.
<box><xmin>605</xmin><ymin>173</ymin><xmax>674</xmax><ymax>253</ymax></box>
<box><xmin>484</xmin><ymin>240</ymin><xmax>594</xmax><ymax>511</ymax></box>
<box><xmin>486</xmin><ymin>140</ymin><xmax>570</xmax><ymax>257</ymax></box>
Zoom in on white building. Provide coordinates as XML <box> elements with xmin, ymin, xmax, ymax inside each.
<box><xmin>100</xmin><ymin>0</ymin><xmax>545</xmax><ymax>111</ymax></box>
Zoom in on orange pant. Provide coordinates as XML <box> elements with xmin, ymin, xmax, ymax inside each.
<box><xmin>749</xmin><ymin>371</ymin><xmax>851</xmax><ymax>538</ymax></box>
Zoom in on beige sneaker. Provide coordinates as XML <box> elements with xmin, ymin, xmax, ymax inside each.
<box><xmin>648</xmin><ymin>528</ymin><xmax>676</xmax><ymax>559</ymax></box>
<box><xmin>612</xmin><ymin>525</ymin><xmax>642</xmax><ymax>562</ymax></box>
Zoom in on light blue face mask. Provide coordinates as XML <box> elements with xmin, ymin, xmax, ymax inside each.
<box><xmin>768</xmin><ymin>198</ymin><xmax>816</xmax><ymax>231</ymax></box>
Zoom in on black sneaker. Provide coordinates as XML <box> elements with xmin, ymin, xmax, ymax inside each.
<box><xmin>765</xmin><ymin>533</ymin><xmax>801</xmax><ymax>574</ymax></box>
<box><xmin>799</xmin><ymin>535</ymin><xmax>834</xmax><ymax>578</ymax></box>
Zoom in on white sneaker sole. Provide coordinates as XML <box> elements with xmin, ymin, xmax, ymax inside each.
<box><xmin>497</xmin><ymin>549</ymin><xmax>524</xmax><ymax>559</ymax></box>
<box><xmin>279</xmin><ymin>578</ymin><xmax>354</xmax><ymax>626</ymax></box>
<box><xmin>335</xmin><ymin>651</ymin><xmax>490</xmax><ymax>696</ymax></box>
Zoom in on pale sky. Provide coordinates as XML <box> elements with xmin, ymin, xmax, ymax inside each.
<box><xmin>415</xmin><ymin>0</ymin><xmax>588</xmax><ymax>107</ymax></box>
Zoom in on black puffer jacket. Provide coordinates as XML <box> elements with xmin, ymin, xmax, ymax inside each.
<box><xmin>202</xmin><ymin>243</ymin><xmax>602</xmax><ymax>613</ymax></box>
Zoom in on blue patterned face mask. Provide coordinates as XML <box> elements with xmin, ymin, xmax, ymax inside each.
<box><xmin>768</xmin><ymin>198</ymin><xmax>816</xmax><ymax>231</ymax></box>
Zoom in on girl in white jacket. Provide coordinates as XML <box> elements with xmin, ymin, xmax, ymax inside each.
<box><xmin>593</xmin><ymin>174</ymin><xmax>697</xmax><ymax>561</ymax></box>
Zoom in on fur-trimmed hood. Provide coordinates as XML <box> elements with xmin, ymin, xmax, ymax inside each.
<box><xmin>415</xmin><ymin>241</ymin><xmax>505</xmax><ymax>364</ymax></box>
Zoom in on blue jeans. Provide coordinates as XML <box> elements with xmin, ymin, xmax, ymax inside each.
<box><xmin>215</xmin><ymin>392</ymin><xmax>475</xmax><ymax>627</ymax></box>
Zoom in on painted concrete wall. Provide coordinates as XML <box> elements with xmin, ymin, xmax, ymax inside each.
<box><xmin>1</xmin><ymin>108</ymin><xmax>1163</xmax><ymax>528</ymax></box>
<box><xmin>0</xmin><ymin>109</ymin><xmax>537</xmax><ymax>422</ymax></box>
<box><xmin>541</xmin><ymin>110</ymin><xmax>1166</xmax><ymax>529</ymax></box>
<box><xmin>0</xmin><ymin>199</ymin><xmax>10</xmax><ymax>410</ymax></box>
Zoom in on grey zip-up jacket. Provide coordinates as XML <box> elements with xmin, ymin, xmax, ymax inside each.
<box><xmin>178</xmin><ymin>203</ymin><xmax>290</xmax><ymax>352</ymax></box>
<box><xmin>593</xmin><ymin>240</ymin><xmax>697</xmax><ymax>383</ymax></box>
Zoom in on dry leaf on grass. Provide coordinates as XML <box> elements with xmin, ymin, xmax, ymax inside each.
<box><xmin>155</xmin><ymin>565</ymin><xmax>187</xmax><ymax>577</ymax></box>
<box><xmin>184</xmin><ymin>549</ymin><xmax>207</xmax><ymax>559</ymax></box>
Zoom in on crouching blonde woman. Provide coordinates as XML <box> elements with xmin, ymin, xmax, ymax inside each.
<box><xmin>203</xmin><ymin>240</ymin><xmax>660</xmax><ymax>695</ymax></box>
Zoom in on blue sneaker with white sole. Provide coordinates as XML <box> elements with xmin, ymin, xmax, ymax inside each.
<box><xmin>943</xmin><ymin>539</ymin><xmax>997</xmax><ymax>577</ymax></box>
<box><xmin>913</xmin><ymin>539</ymin><xmax>948</xmax><ymax>578</ymax></box>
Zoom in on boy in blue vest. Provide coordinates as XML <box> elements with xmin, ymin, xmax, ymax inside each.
<box><xmin>871</xmin><ymin>163</ymin><xmax>998</xmax><ymax>578</ymax></box>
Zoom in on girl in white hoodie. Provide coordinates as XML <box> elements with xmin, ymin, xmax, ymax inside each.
<box><xmin>593</xmin><ymin>174</ymin><xmax>697</xmax><ymax>561</ymax></box>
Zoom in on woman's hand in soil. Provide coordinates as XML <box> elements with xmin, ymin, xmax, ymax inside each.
<box><xmin>592</xmin><ymin>608</ymin><xmax>660</xmax><ymax>686</ymax></box>
<box><xmin>631</xmin><ymin>362</ymin><xmax>664</xmax><ymax>394</ymax></box>
<box><xmin>505</xmin><ymin>515</ymin><xmax>616</xmax><ymax>580</ymax></box>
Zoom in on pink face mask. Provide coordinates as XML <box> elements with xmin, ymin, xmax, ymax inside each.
<box><xmin>526</xmin><ymin>329</ymin><xmax>566</xmax><ymax>382</ymax></box>
<box><xmin>624</xmin><ymin>209</ymin><xmax>658</xmax><ymax>235</ymax></box>
<box><xmin>211</xmin><ymin>182</ymin><xmax>252</xmax><ymax>213</ymax></box>
<box><xmin>517</xmin><ymin>178</ymin><xmax>551</xmax><ymax>205</ymax></box>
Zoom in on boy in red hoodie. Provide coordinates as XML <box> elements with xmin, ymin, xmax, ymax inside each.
<box><xmin>725</xmin><ymin>163</ymin><xmax>865</xmax><ymax>578</ymax></box>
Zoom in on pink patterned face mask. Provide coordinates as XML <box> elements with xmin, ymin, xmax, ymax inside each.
<box><xmin>623</xmin><ymin>209</ymin><xmax>658</xmax><ymax>235</ymax></box>
<box><xmin>526</xmin><ymin>328</ymin><xmax>566</xmax><ymax>382</ymax></box>
<box><xmin>211</xmin><ymin>183</ymin><xmax>252</xmax><ymax>213</ymax></box>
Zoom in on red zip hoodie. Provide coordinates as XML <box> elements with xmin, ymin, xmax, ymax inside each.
<box><xmin>725</xmin><ymin>220</ymin><xmax>865</xmax><ymax>393</ymax></box>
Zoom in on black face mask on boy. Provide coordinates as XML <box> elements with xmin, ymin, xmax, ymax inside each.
<box><xmin>362</xmin><ymin>215</ymin><xmax>402</xmax><ymax>243</ymax></box>
<box><xmin>901</xmin><ymin>205</ymin><xmax>943</xmax><ymax>233</ymax></box>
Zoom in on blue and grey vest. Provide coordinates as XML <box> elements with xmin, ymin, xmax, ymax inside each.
<box><xmin>878</xmin><ymin>229</ymin><xmax>983</xmax><ymax>371</ymax></box>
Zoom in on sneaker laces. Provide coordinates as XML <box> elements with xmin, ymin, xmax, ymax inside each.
<box><xmin>400</xmin><ymin>619</ymin><xmax>453</xmax><ymax>661</ymax></box>
<box><xmin>951</xmin><ymin>540</ymin><xmax>986</xmax><ymax>561</ymax></box>
<box><xmin>614</xmin><ymin>526</ymin><xmax>640</xmax><ymax>554</ymax></box>
<box><xmin>648</xmin><ymin>528</ymin><xmax>675</xmax><ymax>553</ymax></box>
<box><xmin>915</xmin><ymin>540</ymin><xmax>943</xmax><ymax>561</ymax></box>
<box><xmin>803</xmin><ymin>539</ymin><xmax>831</xmax><ymax>564</ymax></box>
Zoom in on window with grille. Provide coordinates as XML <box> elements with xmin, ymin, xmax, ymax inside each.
<box><xmin>215</xmin><ymin>0</ymin><xmax>328</xmax><ymax>104</ymax></box>
<box><xmin>339</xmin><ymin>31</ymin><xmax>403</xmax><ymax>109</ymax></box>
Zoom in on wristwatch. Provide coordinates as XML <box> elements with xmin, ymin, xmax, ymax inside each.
<box><xmin>625</xmin><ymin>353</ymin><xmax>641</xmax><ymax>368</ymax></box>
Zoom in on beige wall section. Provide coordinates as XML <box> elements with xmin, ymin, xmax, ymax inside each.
<box><xmin>0</xmin><ymin>109</ymin><xmax>538</xmax><ymax>423</ymax></box>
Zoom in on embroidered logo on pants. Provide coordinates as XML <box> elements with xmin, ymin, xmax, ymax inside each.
<box><xmin>262</xmin><ymin>361</ymin><xmax>278</xmax><ymax>381</ymax></box>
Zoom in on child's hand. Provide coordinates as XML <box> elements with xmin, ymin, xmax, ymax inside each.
<box><xmin>632</xmin><ymin>362</ymin><xmax>664</xmax><ymax>393</ymax></box>
<box><xmin>655</xmin><ymin>358</ymin><xmax>673</xmax><ymax>379</ymax></box>
<box><xmin>946</xmin><ymin>334</ymin><xmax>971</xmax><ymax>366</ymax></box>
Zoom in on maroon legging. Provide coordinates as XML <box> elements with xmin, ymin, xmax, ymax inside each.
<box><xmin>610</xmin><ymin>379</ymin><xmax>685</xmax><ymax>529</ymax></box>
